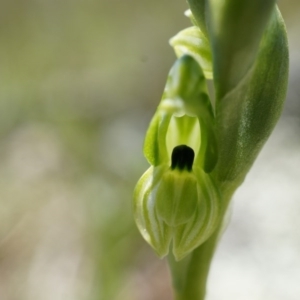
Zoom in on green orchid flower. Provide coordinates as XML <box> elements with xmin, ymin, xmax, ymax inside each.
<box><xmin>133</xmin><ymin>55</ymin><xmax>221</xmax><ymax>261</ymax></box>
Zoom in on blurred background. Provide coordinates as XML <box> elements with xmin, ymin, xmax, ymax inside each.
<box><xmin>0</xmin><ymin>0</ymin><xmax>299</xmax><ymax>299</ymax></box>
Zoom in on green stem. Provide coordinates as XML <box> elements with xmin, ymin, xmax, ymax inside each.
<box><xmin>168</xmin><ymin>186</ymin><xmax>236</xmax><ymax>300</ymax></box>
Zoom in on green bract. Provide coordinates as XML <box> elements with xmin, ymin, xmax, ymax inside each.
<box><xmin>185</xmin><ymin>1</ymin><xmax>288</xmax><ymax>184</ymax></box>
<box><xmin>133</xmin><ymin>55</ymin><xmax>221</xmax><ymax>260</ymax></box>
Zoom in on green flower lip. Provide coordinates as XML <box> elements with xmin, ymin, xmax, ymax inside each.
<box><xmin>133</xmin><ymin>163</ymin><xmax>222</xmax><ymax>261</ymax></box>
<box><xmin>171</xmin><ymin>144</ymin><xmax>195</xmax><ymax>171</ymax></box>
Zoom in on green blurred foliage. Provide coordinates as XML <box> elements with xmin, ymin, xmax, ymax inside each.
<box><xmin>0</xmin><ymin>0</ymin><xmax>189</xmax><ymax>299</ymax></box>
<box><xmin>0</xmin><ymin>0</ymin><xmax>299</xmax><ymax>300</ymax></box>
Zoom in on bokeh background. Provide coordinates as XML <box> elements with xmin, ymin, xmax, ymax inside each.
<box><xmin>0</xmin><ymin>0</ymin><xmax>299</xmax><ymax>299</ymax></box>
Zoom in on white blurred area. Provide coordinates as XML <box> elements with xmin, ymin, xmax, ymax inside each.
<box><xmin>209</xmin><ymin>117</ymin><xmax>300</xmax><ymax>300</ymax></box>
<box><xmin>0</xmin><ymin>0</ymin><xmax>299</xmax><ymax>299</ymax></box>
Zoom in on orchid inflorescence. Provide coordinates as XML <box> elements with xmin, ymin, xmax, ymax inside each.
<box><xmin>133</xmin><ymin>1</ymin><xmax>288</xmax><ymax>298</ymax></box>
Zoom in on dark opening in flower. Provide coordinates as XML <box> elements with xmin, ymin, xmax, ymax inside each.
<box><xmin>171</xmin><ymin>145</ymin><xmax>195</xmax><ymax>171</ymax></box>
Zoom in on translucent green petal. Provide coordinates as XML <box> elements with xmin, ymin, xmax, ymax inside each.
<box><xmin>143</xmin><ymin>111</ymin><xmax>171</xmax><ymax>166</ymax></box>
<box><xmin>170</xmin><ymin>26</ymin><xmax>212</xmax><ymax>79</ymax></box>
<box><xmin>133</xmin><ymin>166</ymin><xmax>172</xmax><ymax>258</ymax></box>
